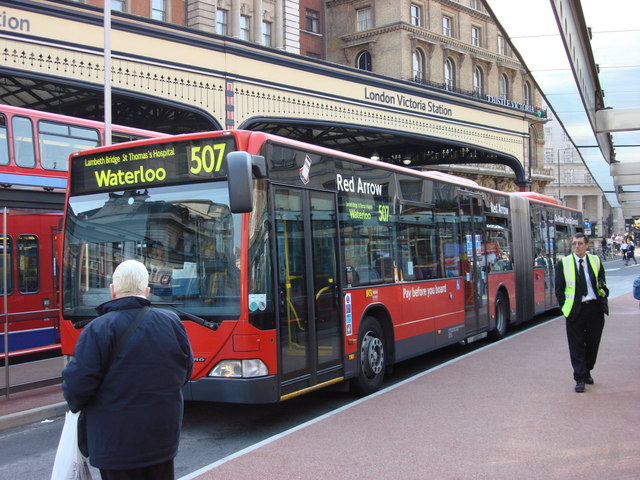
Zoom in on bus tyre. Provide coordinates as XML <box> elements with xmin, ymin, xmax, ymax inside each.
<box><xmin>351</xmin><ymin>316</ymin><xmax>386</xmax><ymax>396</ymax></box>
<box><xmin>489</xmin><ymin>291</ymin><xmax>508</xmax><ymax>341</ymax></box>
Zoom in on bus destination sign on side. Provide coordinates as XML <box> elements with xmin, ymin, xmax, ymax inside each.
<box><xmin>70</xmin><ymin>136</ymin><xmax>236</xmax><ymax>195</ymax></box>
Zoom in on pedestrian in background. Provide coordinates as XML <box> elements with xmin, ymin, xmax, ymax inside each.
<box><xmin>62</xmin><ymin>260</ymin><xmax>193</xmax><ymax>479</ymax></box>
<box><xmin>620</xmin><ymin>240</ymin><xmax>628</xmax><ymax>263</ymax></box>
<box><xmin>626</xmin><ymin>239</ymin><xmax>637</xmax><ymax>265</ymax></box>
<box><xmin>555</xmin><ymin>233</ymin><xmax>609</xmax><ymax>393</ymax></box>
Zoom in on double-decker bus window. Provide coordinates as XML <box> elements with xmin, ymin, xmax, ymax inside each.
<box><xmin>0</xmin><ymin>114</ymin><xmax>8</xmax><ymax>165</ymax></box>
<box><xmin>17</xmin><ymin>235</ymin><xmax>39</xmax><ymax>293</ymax></box>
<box><xmin>0</xmin><ymin>235</ymin><xmax>13</xmax><ymax>294</ymax></box>
<box><xmin>112</xmin><ymin>132</ymin><xmax>153</xmax><ymax>144</ymax></box>
<box><xmin>63</xmin><ymin>183</ymin><xmax>241</xmax><ymax>321</ymax></box>
<box><xmin>399</xmin><ymin>204</ymin><xmax>438</xmax><ymax>280</ymax></box>
<box><xmin>38</xmin><ymin>121</ymin><xmax>100</xmax><ymax>171</ymax></box>
<box><xmin>248</xmin><ymin>182</ymin><xmax>274</xmax><ymax>330</ymax></box>
<box><xmin>12</xmin><ymin>116</ymin><xmax>36</xmax><ymax>168</ymax></box>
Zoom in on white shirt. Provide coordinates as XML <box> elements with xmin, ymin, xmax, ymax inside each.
<box><xmin>573</xmin><ymin>253</ymin><xmax>597</xmax><ymax>301</ymax></box>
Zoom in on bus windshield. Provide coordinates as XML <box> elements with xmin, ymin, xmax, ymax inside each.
<box><xmin>62</xmin><ymin>182</ymin><xmax>241</xmax><ymax>322</ymax></box>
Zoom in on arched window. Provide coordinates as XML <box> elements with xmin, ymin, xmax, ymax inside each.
<box><xmin>499</xmin><ymin>74</ymin><xmax>509</xmax><ymax>99</ymax></box>
<box><xmin>523</xmin><ymin>81</ymin><xmax>532</xmax><ymax>105</ymax></box>
<box><xmin>356</xmin><ymin>51</ymin><xmax>372</xmax><ymax>71</ymax></box>
<box><xmin>473</xmin><ymin>67</ymin><xmax>484</xmax><ymax>97</ymax></box>
<box><xmin>412</xmin><ymin>49</ymin><xmax>425</xmax><ymax>82</ymax></box>
<box><xmin>444</xmin><ymin>57</ymin><xmax>456</xmax><ymax>90</ymax></box>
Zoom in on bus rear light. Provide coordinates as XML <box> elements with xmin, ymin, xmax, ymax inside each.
<box><xmin>208</xmin><ymin>359</ymin><xmax>268</xmax><ymax>378</ymax></box>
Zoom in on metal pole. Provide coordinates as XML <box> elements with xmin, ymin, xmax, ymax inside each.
<box><xmin>557</xmin><ymin>149</ymin><xmax>561</xmax><ymax>203</ymax></box>
<box><xmin>104</xmin><ymin>2</ymin><xmax>112</xmax><ymax>146</ymax></box>
<box><xmin>3</xmin><ymin>207</ymin><xmax>9</xmax><ymax>398</ymax></box>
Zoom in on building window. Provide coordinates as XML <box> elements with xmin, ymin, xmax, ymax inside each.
<box><xmin>473</xmin><ymin>66</ymin><xmax>484</xmax><ymax>96</ymax></box>
<box><xmin>564</xmin><ymin>170</ymin><xmax>574</xmax><ymax>184</ymax></box>
<box><xmin>357</xmin><ymin>7</ymin><xmax>373</xmax><ymax>32</ymax></box>
<box><xmin>410</xmin><ymin>4</ymin><xmax>422</xmax><ymax>27</ymax></box>
<box><xmin>564</xmin><ymin>150</ymin><xmax>573</xmax><ymax>162</ymax></box>
<box><xmin>151</xmin><ymin>0</ymin><xmax>165</xmax><ymax>21</ymax></box>
<box><xmin>262</xmin><ymin>21</ymin><xmax>272</xmax><ymax>46</ymax></box>
<box><xmin>306</xmin><ymin>9</ymin><xmax>320</xmax><ymax>33</ymax></box>
<box><xmin>356</xmin><ymin>51</ymin><xmax>372</xmax><ymax>71</ymax></box>
<box><xmin>470</xmin><ymin>0</ymin><xmax>479</xmax><ymax>9</ymax></box>
<box><xmin>216</xmin><ymin>9</ymin><xmax>228</xmax><ymax>35</ymax></box>
<box><xmin>498</xmin><ymin>35</ymin><xmax>505</xmax><ymax>55</ymax></box>
<box><xmin>240</xmin><ymin>15</ymin><xmax>251</xmax><ymax>41</ymax></box>
<box><xmin>442</xmin><ymin>16</ymin><xmax>452</xmax><ymax>37</ymax></box>
<box><xmin>412</xmin><ymin>49</ymin><xmax>425</xmax><ymax>82</ymax></box>
<box><xmin>499</xmin><ymin>73</ymin><xmax>509</xmax><ymax>99</ymax></box>
<box><xmin>544</xmin><ymin>149</ymin><xmax>554</xmax><ymax>163</ymax></box>
<box><xmin>523</xmin><ymin>81</ymin><xmax>532</xmax><ymax>105</ymax></box>
<box><xmin>111</xmin><ymin>0</ymin><xmax>125</xmax><ymax>11</ymax></box>
<box><xmin>544</xmin><ymin>127</ymin><xmax>552</xmax><ymax>142</ymax></box>
<box><xmin>471</xmin><ymin>26</ymin><xmax>480</xmax><ymax>47</ymax></box>
<box><xmin>444</xmin><ymin>58</ymin><xmax>455</xmax><ymax>90</ymax></box>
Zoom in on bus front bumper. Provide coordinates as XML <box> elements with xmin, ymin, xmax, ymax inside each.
<box><xmin>183</xmin><ymin>375</ymin><xmax>279</xmax><ymax>404</ymax></box>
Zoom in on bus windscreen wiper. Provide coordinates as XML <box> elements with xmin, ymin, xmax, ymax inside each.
<box><xmin>154</xmin><ymin>303</ymin><xmax>219</xmax><ymax>331</ymax></box>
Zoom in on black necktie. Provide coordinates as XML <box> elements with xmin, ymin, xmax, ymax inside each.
<box><xmin>578</xmin><ymin>259</ymin><xmax>587</xmax><ymax>298</ymax></box>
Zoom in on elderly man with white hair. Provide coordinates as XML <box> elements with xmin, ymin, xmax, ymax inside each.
<box><xmin>62</xmin><ymin>259</ymin><xmax>193</xmax><ymax>480</ymax></box>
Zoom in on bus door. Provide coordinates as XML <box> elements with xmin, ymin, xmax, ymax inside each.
<box><xmin>272</xmin><ymin>187</ymin><xmax>342</xmax><ymax>398</ymax></box>
<box><xmin>458</xmin><ymin>193</ymin><xmax>489</xmax><ymax>335</ymax></box>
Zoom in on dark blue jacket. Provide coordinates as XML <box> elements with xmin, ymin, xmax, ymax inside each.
<box><xmin>62</xmin><ymin>296</ymin><xmax>193</xmax><ymax>470</ymax></box>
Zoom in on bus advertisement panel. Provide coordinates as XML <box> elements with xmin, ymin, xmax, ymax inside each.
<box><xmin>60</xmin><ymin>130</ymin><xmax>582</xmax><ymax>403</ymax></box>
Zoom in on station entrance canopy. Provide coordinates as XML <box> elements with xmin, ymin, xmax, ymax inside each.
<box><xmin>0</xmin><ymin>0</ymin><xmax>542</xmax><ymax>185</ymax></box>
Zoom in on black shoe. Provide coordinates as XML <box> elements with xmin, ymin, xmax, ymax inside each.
<box><xmin>585</xmin><ymin>375</ymin><xmax>594</xmax><ymax>385</ymax></box>
<box><xmin>575</xmin><ymin>381</ymin><xmax>585</xmax><ymax>393</ymax></box>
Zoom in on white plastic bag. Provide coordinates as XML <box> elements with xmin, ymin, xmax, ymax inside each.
<box><xmin>51</xmin><ymin>411</ymin><xmax>93</xmax><ymax>480</ymax></box>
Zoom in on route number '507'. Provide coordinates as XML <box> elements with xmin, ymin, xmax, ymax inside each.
<box><xmin>189</xmin><ymin>144</ymin><xmax>226</xmax><ymax>175</ymax></box>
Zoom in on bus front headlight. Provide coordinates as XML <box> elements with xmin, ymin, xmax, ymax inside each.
<box><xmin>208</xmin><ymin>359</ymin><xmax>268</xmax><ymax>378</ymax></box>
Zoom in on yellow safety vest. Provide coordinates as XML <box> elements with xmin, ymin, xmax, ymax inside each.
<box><xmin>560</xmin><ymin>254</ymin><xmax>604</xmax><ymax>317</ymax></box>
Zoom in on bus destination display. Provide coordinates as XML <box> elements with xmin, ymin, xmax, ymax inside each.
<box><xmin>70</xmin><ymin>136</ymin><xmax>236</xmax><ymax>195</ymax></box>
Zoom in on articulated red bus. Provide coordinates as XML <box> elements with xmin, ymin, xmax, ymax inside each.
<box><xmin>0</xmin><ymin>104</ymin><xmax>163</xmax><ymax>358</ymax></box>
<box><xmin>60</xmin><ymin>130</ymin><xmax>581</xmax><ymax>402</ymax></box>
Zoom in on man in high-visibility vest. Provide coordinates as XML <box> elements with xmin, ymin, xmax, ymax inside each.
<box><xmin>554</xmin><ymin>232</ymin><xmax>609</xmax><ymax>393</ymax></box>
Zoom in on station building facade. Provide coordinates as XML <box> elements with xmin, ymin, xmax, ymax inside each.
<box><xmin>7</xmin><ymin>0</ymin><xmax>554</xmax><ymax>193</ymax></box>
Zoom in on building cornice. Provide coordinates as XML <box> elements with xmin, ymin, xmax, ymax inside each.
<box><xmin>341</xmin><ymin>22</ymin><xmax>523</xmax><ymax>71</ymax></box>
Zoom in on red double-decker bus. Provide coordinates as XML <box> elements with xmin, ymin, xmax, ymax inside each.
<box><xmin>60</xmin><ymin>130</ymin><xmax>581</xmax><ymax>402</ymax></box>
<box><xmin>1</xmin><ymin>104</ymin><xmax>164</xmax><ymax>358</ymax></box>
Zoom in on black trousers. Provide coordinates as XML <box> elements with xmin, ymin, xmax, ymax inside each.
<box><xmin>565</xmin><ymin>301</ymin><xmax>605</xmax><ymax>381</ymax></box>
<box><xmin>99</xmin><ymin>459</ymin><xmax>174</xmax><ymax>480</ymax></box>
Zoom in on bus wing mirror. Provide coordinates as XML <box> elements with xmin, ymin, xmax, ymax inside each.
<box><xmin>226</xmin><ymin>152</ymin><xmax>266</xmax><ymax>213</ymax></box>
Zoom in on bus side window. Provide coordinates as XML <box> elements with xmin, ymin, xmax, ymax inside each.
<box><xmin>17</xmin><ymin>235</ymin><xmax>39</xmax><ymax>294</ymax></box>
<box><xmin>0</xmin><ymin>114</ymin><xmax>9</xmax><ymax>166</ymax></box>
<box><xmin>12</xmin><ymin>116</ymin><xmax>36</xmax><ymax>168</ymax></box>
<box><xmin>0</xmin><ymin>235</ymin><xmax>13</xmax><ymax>294</ymax></box>
<box><xmin>39</xmin><ymin>121</ymin><xmax>100</xmax><ymax>171</ymax></box>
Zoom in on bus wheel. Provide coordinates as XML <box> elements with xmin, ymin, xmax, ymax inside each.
<box><xmin>489</xmin><ymin>291</ymin><xmax>508</xmax><ymax>341</ymax></box>
<box><xmin>351</xmin><ymin>316</ymin><xmax>386</xmax><ymax>395</ymax></box>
